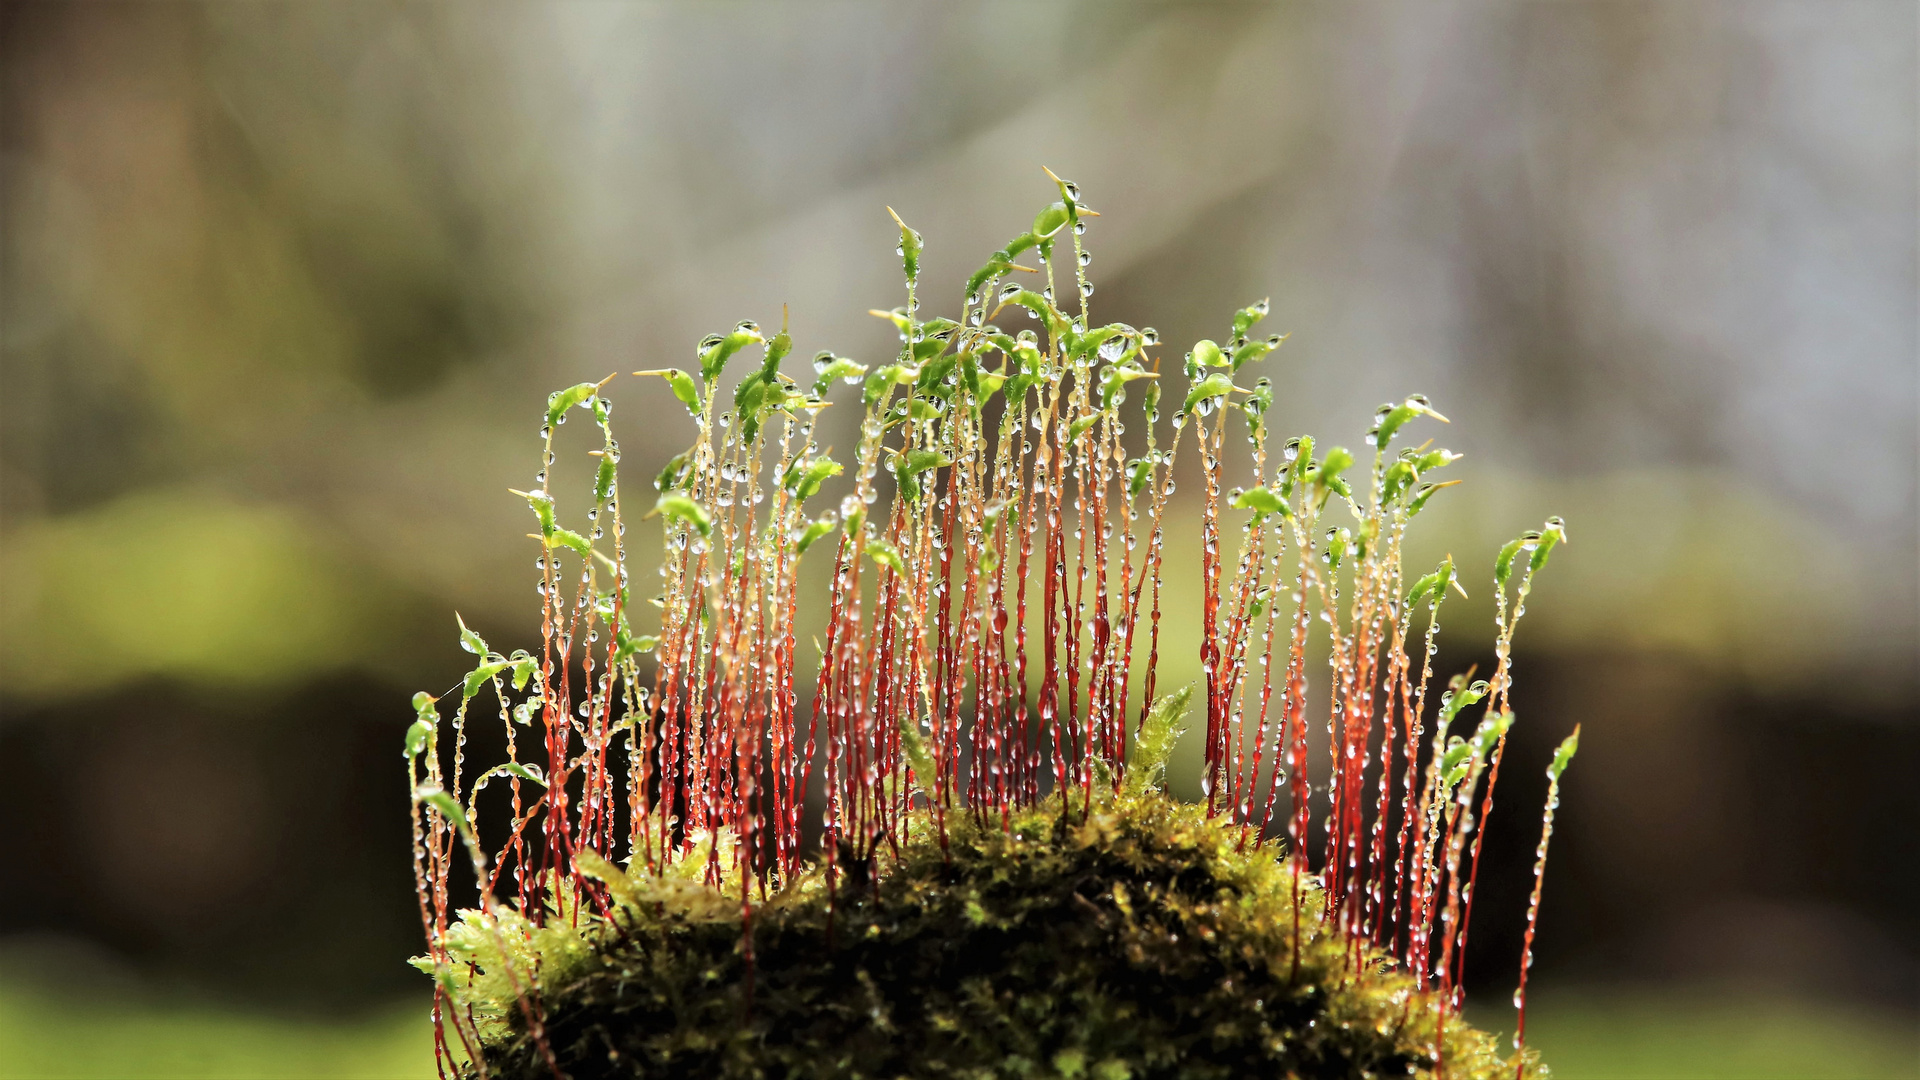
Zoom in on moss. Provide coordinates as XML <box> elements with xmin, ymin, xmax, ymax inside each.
<box><xmin>473</xmin><ymin>791</ymin><xmax>1521</xmax><ymax>1080</ymax></box>
<box><xmin>411</xmin><ymin>183</ymin><xmax>1572</xmax><ymax>1079</ymax></box>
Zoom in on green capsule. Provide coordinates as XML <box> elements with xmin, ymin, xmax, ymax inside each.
<box><xmin>652</xmin><ymin>494</ymin><xmax>712</xmax><ymax>537</ymax></box>
<box><xmin>795</xmin><ymin>517</ymin><xmax>839</xmax><ymax>555</ymax></box>
<box><xmin>889</xmin><ymin>207</ymin><xmax>923</xmax><ymax>284</ymax></box>
<box><xmin>1548</xmin><ymin>727</ymin><xmax>1581</xmax><ymax>781</ymax></box>
<box><xmin>546</xmin><ymin>382</ymin><xmax>599</xmax><ymax>429</ymax></box>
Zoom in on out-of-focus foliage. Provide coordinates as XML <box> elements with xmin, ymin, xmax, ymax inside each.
<box><xmin>0</xmin><ymin>978</ymin><xmax>432</xmax><ymax>1080</ymax></box>
<box><xmin>0</xmin><ymin>490</ymin><xmax>382</xmax><ymax>695</ymax></box>
<box><xmin>3</xmin><ymin>2</ymin><xmax>1911</xmax><ymax>702</ymax></box>
<box><xmin>1501</xmin><ymin>990</ymin><xmax>1920</xmax><ymax>1080</ymax></box>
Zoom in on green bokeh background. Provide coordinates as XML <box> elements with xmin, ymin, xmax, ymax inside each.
<box><xmin>2</xmin><ymin>2</ymin><xmax>1913</xmax><ymax>1076</ymax></box>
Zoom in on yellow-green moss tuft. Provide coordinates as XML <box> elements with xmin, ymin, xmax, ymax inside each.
<box><xmin>465</xmin><ymin>790</ymin><xmax>1530</xmax><ymax>1079</ymax></box>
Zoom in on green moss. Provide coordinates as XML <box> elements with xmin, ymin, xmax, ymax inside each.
<box><xmin>468</xmin><ymin>791</ymin><xmax>1522</xmax><ymax>1080</ymax></box>
<box><xmin>412</xmin><ymin>182</ymin><xmax>1571</xmax><ymax>1080</ymax></box>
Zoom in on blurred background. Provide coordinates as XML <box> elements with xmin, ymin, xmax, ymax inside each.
<box><xmin>2</xmin><ymin>3</ymin><xmax>1914</xmax><ymax>1077</ymax></box>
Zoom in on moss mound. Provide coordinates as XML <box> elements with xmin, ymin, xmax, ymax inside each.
<box><xmin>474</xmin><ymin>792</ymin><xmax>1520</xmax><ymax>1079</ymax></box>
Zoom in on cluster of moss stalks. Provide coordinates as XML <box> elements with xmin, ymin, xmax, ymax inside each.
<box><xmin>471</xmin><ymin>786</ymin><xmax>1522</xmax><ymax>1080</ymax></box>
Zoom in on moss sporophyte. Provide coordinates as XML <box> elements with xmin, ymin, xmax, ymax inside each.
<box><xmin>407</xmin><ymin>174</ymin><xmax>1580</xmax><ymax>1079</ymax></box>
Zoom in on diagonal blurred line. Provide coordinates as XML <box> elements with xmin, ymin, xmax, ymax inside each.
<box><xmin>567</xmin><ymin>3</ymin><xmax>1473</xmax><ymax>362</ymax></box>
<box><xmin>1303</xmin><ymin>1</ymin><xmax>1474</xmax><ymax>351</ymax></box>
